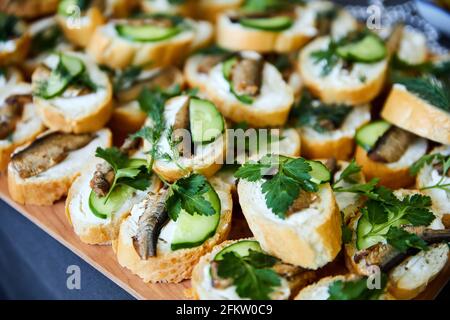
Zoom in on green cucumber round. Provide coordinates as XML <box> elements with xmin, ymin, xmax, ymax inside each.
<box><xmin>88</xmin><ymin>185</ymin><xmax>132</xmax><ymax>219</ymax></box>
<box><xmin>355</xmin><ymin>120</ymin><xmax>391</xmax><ymax>151</ymax></box>
<box><xmin>214</xmin><ymin>240</ymin><xmax>262</xmax><ymax>261</ymax></box>
<box><xmin>40</xmin><ymin>54</ymin><xmax>85</xmax><ymax>99</ymax></box>
<box><xmin>306</xmin><ymin>160</ymin><xmax>331</xmax><ymax>184</ymax></box>
<box><xmin>170</xmin><ymin>184</ymin><xmax>221</xmax><ymax>250</ymax></box>
<box><xmin>356</xmin><ymin>215</ymin><xmax>388</xmax><ymax>250</ymax></box>
<box><xmin>239</xmin><ymin>16</ymin><xmax>293</xmax><ymax>32</ymax></box>
<box><xmin>337</xmin><ymin>35</ymin><xmax>387</xmax><ymax>63</ymax></box>
<box><xmin>115</xmin><ymin>24</ymin><xmax>181</xmax><ymax>42</ymax></box>
<box><xmin>126</xmin><ymin>158</ymin><xmax>147</xmax><ymax>168</ymax></box>
<box><xmin>189</xmin><ymin>98</ymin><xmax>224</xmax><ymax>144</ymax></box>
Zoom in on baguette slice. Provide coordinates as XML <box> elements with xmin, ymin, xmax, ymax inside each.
<box><xmin>355</xmin><ymin>136</ymin><xmax>428</xmax><ymax>189</ymax></box>
<box><xmin>300</xmin><ymin>105</ymin><xmax>371</xmax><ymax>161</ymax></box>
<box><xmin>190</xmin><ymin>238</ymin><xmax>317</xmax><ymax>300</ymax></box>
<box><xmin>388</xmin><ymin>243</ymin><xmax>449</xmax><ymax>300</ymax></box>
<box><xmin>57</xmin><ymin>6</ymin><xmax>105</xmax><ymax>48</ymax></box>
<box><xmin>141</xmin><ymin>0</ymin><xmax>196</xmax><ymax>17</ymax></box>
<box><xmin>396</xmin><ymin>28</ymin><xmax>428</xmax><ymax>66</ymax></box>
<box><xmin>105</xmin><ymin>0</ymin><xmax>140</xmax><ymax>18</ymax></box>
<box><xmin>86</xmin><ymin>18</ymin><xmax>210</xmax><ymax>70</ymax></box>
<box><xmin>205</xmin><ymin>51</ymin><xmax>294</xmax><ymax>127</ymax></box>
<box><xmin>237</xmin><ymin>181</ymin><xmax>341</xmax><ymax>269</ymax></box>
<box><xmin>216</xmin><ymin>6</ymin><xmax>317</xmax><ymax>53</ymax></box>
<box><xmin>416</xmin><ymin>145</ymin><xmax>450</xmax><ymax>227</ymax></box>
<box><xmin>0</xmin><ymin>27</ymin><xmax>30</xmax><ymax>66</ymax></box>
<box><xmin>295</xmin><ymin>274</ymin><xmax>394</xmax><ymax>300</ymax></box>
<box><xmin>147</xmin><ymin>96</ymin><xmax>227</xmax><ymax>182</ymax></box>
<box><xmin>8</xmin><ymin>128</ymin><xmax>112</xmax><ymax>206</ymax></box>
<box><xmin>0</xmin><ymin>0</ymin><xmax>59</xmax><ymax>19</ymax></box>
<box><xmin>195</xmin><ymin>0</ymin><xmax>244</xmax><ymax>23</ymax></box>
<box><xmin>299</xmin><ymin>36</ymin><xmax>388</xmax><ymax>106</ymax></box>
<box><xmin>32</xmin><ymin>52</ymin><xmax>113</xmax><ymax>134</ymax></box>
<box><xmin>66</xmin><ymin>152</ymin><xmax>161</xmax><ymax>245</ymax></box>
<box><xmin>381</xmin><ymin>84</ymin><xmax>450</xmax><ymax>145</ymax></box>
<box><xmin>115</xmin><ymin>177</ymin><xmax>233</xmax><ymax>283</ymax></box>
<box><xmin>0</xmin><ymin>83</ymin><xmax>45</xmax><ymax>171</ymax></box>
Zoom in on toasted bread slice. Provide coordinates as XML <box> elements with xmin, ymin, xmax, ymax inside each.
<box><xmin>388</xmin><ymin>243</ymin><xmax>449</xmax><ymax>300</ymax></box>
<box><xmin>216</xmin><ymin>6</ymin><xmax>317</xmax><ymax>53</ymax></box>
<box><xmin>237</xmin><ymin>181</ymin><xmax>341</xmax><ymax>269</ymax></box>
<box><xmin>66</xmin><ymin>151</ymin><xmax>161</xmax><ymax>245</ymax></box>
<box><xmin>190</xmin><ymin>238</ymin><xmax>317</xmax><ymax>300</ymax></box>
<box><xmin>8</xmin><ymin>129</ymin><xmax>112</xmax><ymax>206</ymax></box>
<box><xmin>0</xmin><ymin>0</ymin><xmax>59</xmax><ymax>19</ymax></box>
<box><xmin>146</xmin><ymin>96</ymin><xmax>227</xmax><ymax>182</ymax></box>
<box><xmin>0</xmin><ymin>83</ymin><xmax>45</xmax><ymax>171</ymax></box>
<box><xmin>57</xmin><ymin>6</ymin><xmax>105</xmax><ymax>48</ymax></box>
<box><xmin>355</xmin><ymin>135</ymin><xmax>428</xmax><ymax>189</ymax></box>
<box><xmin>416</xmin><ymin>145</ymin><xmax>450</xmax><ymax>227</ymax></box>
<box><xmin>381</xmin><ymin>84</ymin><xmax>450</xmax><ymax>145</ymax></box>
<box><xmin>141</xmin><ymin>0</ymin><xmax>196</xmax><ymax>17</ymax></box>
<box><xmin>115</xmin><ymin>177</ymin><xmax>233</xmax><ymax>283</ymax></box>
<box><xmin>205</xmin><ymin>52</ymin><xmax>294</xmax><ymax>127</ymax></box>
<box><xmin>32</xmin><ymin>52</ymin><xmax>113</xmax><ymax>134</ymax></box>
<box><xmin>300</xmin><ymin>105</ymin><xmax>371</xmax><ymax>161</ymax></box>
<box><xmin>299</xmin><ymin>36</ymin><xmax>388</xmax><ymax>106</ymax></box>
<box><xmin>195</xmin><ymin>0</ymin><xmax>244</xmax><ymax>23</ymax></box>
<box><xmin>0</xmin><ymin>27</ymin><xmax>30</xmax><ymax>66</ymax></box>
<box><xmin>295</xmin><ymin>274</ymin><xmax>395</xmax><ymax>300</ymax></box>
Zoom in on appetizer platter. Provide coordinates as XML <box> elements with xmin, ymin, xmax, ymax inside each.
<box><xmin>0</xmin><ymin>0</ymin><xmax>449</xmax><ymax>300</ymax></box>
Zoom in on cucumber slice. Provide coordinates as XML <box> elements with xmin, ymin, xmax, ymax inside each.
<box><xmin>306</xmin><ymin>160</ymin><xmax>331</xmax><ymax>184</ymax></box>
<box><xmin>126</xmin><ymin>158</ymin><xmax>147</xmax><ymax>168</ymax></box>
<box><xmin>214</xmin><ymin>240</ymin><xmax>262</xmax><ymax>261</ymax></box>
<box><xmin>337</xmin><ymin>35</ymin><xmax>387</xmax><ymax>63</ymax></box>
<box><xmin>40</xmin><ymin>54</ymin><xmax>85</xmax><ymax>99</ymax></box>
<box><xmin>189</xmin><ymin>98</ymin><xmax>224</xmax><ymax>144</ymax></box>
<box><xmin>171</xmin><ymin>185</ymin><xmax>221</xmax><ymax>250</ymax></box>
<box><xmin>88</xmin><ymin>185</ymin><xmax>132</xmax><ymax>219</ymax></box>
<box><xmin>222</xmin><ymin>57</ymin><xmax>254</xmax><ymax>104</ymax></box>
<box><xmin>115</xmin><ymin>24</ymin><xmax>181</xmax><ymax>42</ymax></box>
<box><xmin>239</xmin><ymin>16</ymin><xmax>293</xmax><ymax>32</ymax></box>
<box><xmin>355</xmin><ymin>120</ymin><xmax>391</xmax><ymax>151</ymax></box>
<box><xmin>356</xmin><ymin>215</ymin><xmax>388</xmax><ymax>250</ymax></box>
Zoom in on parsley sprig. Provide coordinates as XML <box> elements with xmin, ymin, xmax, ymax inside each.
<box><xmin>332</xmin><ymin>159</ymin><xmax>380</xmax><ymax>197</ymax></box>
<box><xmin>216</xmin><ymin>249</ymin><xmax>281</xmax><ymax>300</ymax></box>
<box><xmin>165</xmin><ymin>174</ymin><xmax>216</xmax><ymax>221</ymax></box>
<box><xmin>410</xmin><ymin>153</ymin><xmax>450</xmax><ymax>192</ymax></box>
<box><xmin>235</xmin><ymin>155</ymin><xmax>320</xmax><ymax>218</ymax></box>
<box><xmin>94</xmin><ymin>147</ymin><xmax>151</xmax><ymax>203</ymax></box>
<box><xmin>356</xmin><ymin>189</ymin><xmax>435</xmax><ymax>251</ymax></box>
<box><xmin>328</xmin><ymin>274</ymin><xmax>388</xmax><ymax>300</ymax></box>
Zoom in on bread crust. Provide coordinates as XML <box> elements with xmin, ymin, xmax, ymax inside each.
<box><xmin>57</xmin><ymin>7</ymin><xmax>105</xmax><ymax>48</ymax></box>
<box><xmin>355</xmin><ymin>146</ymin><xmax>415</xmax><ymax>189</ymax></box>
<box><xmin>216</xmin><ymin>10</ymin><xmax>315</xmax><ymax>53</ymax></box>
<box><xmin>237</xmin><ymin>182</ymin><xmax>342</xmax><ymax>269</ymax></box>
<box><xmin>0</xmin><ymin>33</ymin><xmax>30</xmax><ymax>66</ymax></box>
<box><xmin>381</xmin><ymin>85</ymin><xmax>450</xmax><ymax>145</ymax></box>
<box><xmin>0</xmin><ymin>0</ymin><xmax>59</xmax><ymax>19</ymax></box>
<box><xmin>301</xmin><ymin>134</ymin><xmax>354</xmax><ymax>161</ymax></box>
<box><xmin>195</xmin><ymin>0</ymin><xmax>244</xmax><ymax>23</ymax></box>
<box><xmin>115</xmin><ymin>178</ymin><xmax>233</xmax><ymax>283</ymax></box>
<box><xmin>8</xmin><ymin>129</ymin><xmax>112</xmax><ymax>206</ymax></box>
<box><xmin>87</xmin><ymin>22</ymin><xmax>194</xmax><ymax>69</ymax></box>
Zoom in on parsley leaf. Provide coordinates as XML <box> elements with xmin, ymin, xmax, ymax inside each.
<box><xmin>333</xmin><ymin>159</ymin><xmax>362</xmax><ymax>186</ymax></box>
<box><xmin>410</xmin><ymin>153</ymin><xmax>450</xmax><ymax>192</ymax></box>
<box><xmin>235</xmin><ymin>155</ymin><xmax>320</xmax><ymax>218</ymax></box>
<box><xmin>385</xmin><ymin>227</ymin><xmax>428</xmax><ymax>252</ymax></box>
<box><xmin>166</xmin><ymin>174</ymin><xmax>215</xmax><ymax>221</ymax></box>
<box><xmin>328</xmin><ymin>274</ymin><xmax>388</xmax><ymax>300</ymax></box>
<box><xmin>94</xmin><ymin>147</ymin><xmax>151</xmax><ymax>203</ymax></box>
<box><xmin>216</xmin><ymin>250</ymin><xmax>281</xmax><ymax>300</ymax></box>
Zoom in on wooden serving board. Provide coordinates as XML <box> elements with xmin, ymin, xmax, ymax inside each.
<box><xmin>0</xmin><ymin>175</ymin><xmax>448</xmax><ymax>300</ymax></box>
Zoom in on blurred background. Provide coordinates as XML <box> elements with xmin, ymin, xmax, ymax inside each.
<box><xmin>0</xmin><ymin>0</ymin><xmax>449</xmax><ymax>300</ymax></box>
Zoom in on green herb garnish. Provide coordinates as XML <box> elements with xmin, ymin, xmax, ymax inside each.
<box><xmin>113</xmin><ymin>66</ymin><xmax>142</xmax><ymax>93</ymax></box>
<box><xmin>94</xmin><ymin>147</ymin><xmax>151</xmax><ymax>203</ymax></box>
<box><xmin>235</xmin><ymin>155</ymin><xmax>320</xmax><ymax>218</ymax></box>
<box><xmin>166</xmin><ymin>174</ymin><xmax>216</xmax><ymax>221</ymax></box>
<box><xmin>30</xmin><ymin>25</ymin><xmax>62</xmax><ymax>57</ymax></box>
<box><xmin>328</xmin><ymin>274</ymin><xmax>388</xmax><ymax>300</ymax></box>
<box><xmin>216</xmin><ymin>249</ymin><xmax>281</xmax><ymax>300</ymax></box>
<box><xmin>0</xmin><ymin>13</ymin><xmax>21</xmax><ymax>42</ymax></box>
<box><xmin>410</xmin><ymin>153</ymin><xmax>450</xmax><ymax>192</ymax></box>
<box><xmin>292</xmin><ymin>90</ymin><xmax>352</xmax><ymax>132</ymax></box>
